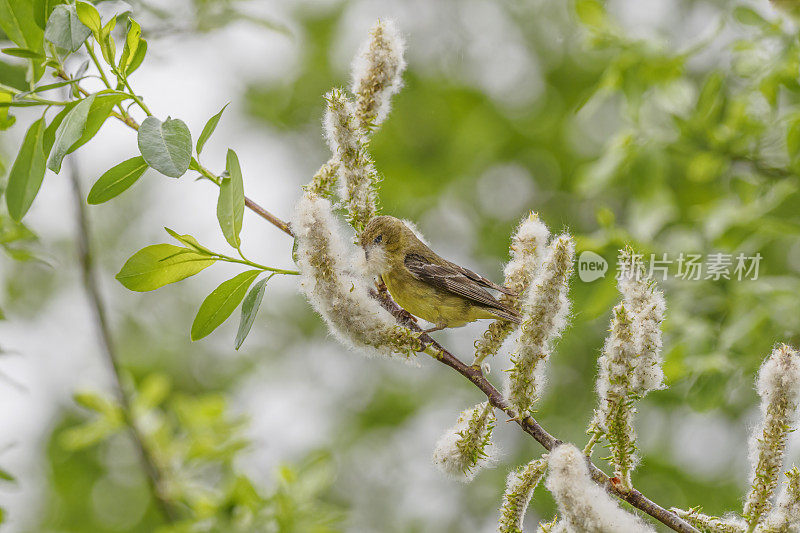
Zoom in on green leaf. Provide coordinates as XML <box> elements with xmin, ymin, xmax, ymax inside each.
<box><xmin>44</xmin><ymin>4</ymin><xmax>91</xmax><ymax>52</ymax></box>
<box><xmin>98</xmin><ymin>16</ymin><xmax>116</xmax><ymax>65</ymax></box>
<box><xmin>42</xmin><ymin>100</ymin><xmax>75</xmax><ymax>153</ymax></box>
<box><xmin>136</xmin><ymin>374</ymin><xmax>171</xmax><ymax>410</ymax></box>
<box><xmin>733</xmin><ymin>6</ymin><xmax>769</xmax><ymax>27</ymax></box>
<box><xmin>196</xmin><ymin>103</ymin><xmax>228</xmax><ymax>155</ymax></box>
<box><xmin>191</xmin><ymin>270</ymin><xmax>260</xmax><ymax>341</ymax></box>
<box><xmin>0</xmin><ymin>0</ymin><xmax>43</xmax><ymax>51</ymax></box>
<box><xmin>0</xmin><ymin>59</ymin><xmax>28</xmax><ymax>91</ymax></box>
<box><xmin>34</xmin><ymin>0</ymin><xmax>66</xmax><ymax>30</ymax></box>
<box><xmin>75</xmin><ymin>1</ymin><xmax>100</xmax><ymax>34</ymax></box>
<box><xmin>235</xmin><ymin>276</ymin><xmax>269</xmax><ymax>350</ymax></box>
<box><xmin>0</xmin><ymin>91</ymin><xmax>14</xmax><ymax>130</ymax></box>
<box><xmin>164</xmin><ymin>227</ymin><xmax>213</xmax><ymax>254</ymax></box>
<box><xmin>126</xmin><ymin>37</ymin><xmax>146</xmax><ymax>75</ymax></box>
<box><xmin>68</xmin><ymin>91</ymin><xmax>130</xmax><ymax>153</ymax></box>
<box><xmin>0</xmin><ymin>468</ymin><xmax>15</xmax><ymax>482</ymax></box>
<box><xmin>788</xmin><ymin>117</ymin><xmax>800</xmax><ymax>161</ymax></box>
<box><xmin>217</xmin><ymin>149</ymin><xmax>245</xmax><ymax>248</ymax></box>
<box><xmin>73</xmin><ymin>391</ymin><xmax>120</xmax><ymax>417</ymax></box>
<box><xmin>60</xmin><ymin>418</ymin><xmax>121</xmax><ymax>450</ymax></box>
<box><xmin>575</xmin><ymin>0</ymin><xmax>607</xmax><ymax>29</ymax></box>
<box><xmin>116</xmin><ymin>243</ymin><xmax>215</xmax><ymax>292</ymax></box>
<box><xmin>87</xmin><ymin>156</ymin><xmax>148</xmax><ymax>204</ymax></box>
<box><xmin>46</xmin><ymin>94</ymin><xmax>95</xmax><ymax>172</ymax></box>
<box><xmin>118</xmin><ymin>18</ymin><xmax>141</xmax><ymax>71</ymax></box>
<box><xmin>16</xmin><ymin>77</ymin><xmax>88</xmax><ymax>97</ymax></box>
<box><xmin>6</xmin><ymin>117</ymin><xmax>46</xmax><ymax>221</ymax></box>
<box><xmin>1</xmin><ymin>47</ymin><xmax>44</xmax><ymax>59</ymax></box>
<box><xmin>137</xmin><ymin>116</ymin><xmax>192</xmax><ymax>178</ymax></box>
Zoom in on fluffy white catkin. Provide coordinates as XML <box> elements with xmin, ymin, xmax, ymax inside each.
<box><xmin>292</xmin><ymin>193</ymin><xmax>419</xmax><ymax>358</ymax></box>
<box><xmin>506</xmin><ymin>234</ymin><xmax>574</xmax><ymax>416</ymax></box>
<box><xmin>432</xmin><ymin>402</ymin><xmax>495</xmax><ymax>482</ymax></box>
<box><xmin>744</xmin><ymin>344</ymin><xmax>800</xmax><ymax>527</ymax></box>
<box><xmin>498</xmin><ymin>457</ymin><xmax>548</xmax><ymax>533</ymax></box>
<box><xmin>591</xmin><ymin>302</ymin><xmax>637</xmax><ymax>487</ymax></box>
<box><xmin>503</xmin><ymin>213</ymin><xmax>552</xmax><ymax>296</ymax></box>
<box><xmin>617</xmin><ymin>249</ymin><xmax>666</xmax><ymax>395</ymax></box>
<box><xmin>351</xmin><ymin>19</ymin><xmax>406</xmax><ymax>131</ymax></box>
<box><xmin>474</xmin><ymin>212</ymin><xmax>550</xmax><ymax>366</ymax></box>
<box><xmin>545</xmin><ymin>444</ymin><xmax>656</xmax><ymax>533</ymax></box>
<box><xmin>759</xmin><ymin>466</ymin><xmax>800</xmax><ymax>532</ymax></box>
<box><xmin>323</xmin><ymin>89</ymin><xmax>379</xmax><ymax>233</ymax></box>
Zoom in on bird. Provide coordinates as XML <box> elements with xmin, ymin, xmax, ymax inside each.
<box><xmin>360</xmin><ymin>215</ymin><xmax>521</xmax><ymax>332</ymax></box>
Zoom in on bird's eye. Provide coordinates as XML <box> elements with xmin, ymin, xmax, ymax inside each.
<box><xmin>374</xmin><ymin>234</ymin><xmax>383</xmax><ymax>244</ymax></box>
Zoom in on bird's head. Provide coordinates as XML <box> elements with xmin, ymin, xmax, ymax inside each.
<box><xmin>360</xmin><ymin>216</ymin><xmax>418</xmax><ymax>274</ymax></box>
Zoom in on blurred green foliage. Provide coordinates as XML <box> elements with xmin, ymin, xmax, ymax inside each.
<box><xmin>2</xmin><ymin>0</ymin><xmax>800</xmax><ymax>531</ymax></box>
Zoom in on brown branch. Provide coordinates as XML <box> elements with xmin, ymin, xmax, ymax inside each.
<box><xmin>67</xmin><ymin>158</ymin><xmax>178</xmax><ymax>522</ymax></box>
<box><xmin>110</xmin><ymin>110</ymin><xmax>293</xmax><ymax>237</ymax></box>
<box><xmin>371</xmin><ymin>285</ymin><xmax>698</xmax><ymax>533</ymax></box>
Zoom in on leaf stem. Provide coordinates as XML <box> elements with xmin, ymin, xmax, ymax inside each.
<box><xmin>115</xmin><ymin>69</ymin><xmax>152</xmax><ymax>116</ymax></box>
<box><xmin>84</xmin><ymin>43</ymin><xmax>113</xmax><ymax>89</ymax></box>
<box><xmin>212</xmin><ymin>252</ymin><xmax>299</xmax><ymax>275</ymax></box>
<box><xmin>0</xmin><ymin>83</ymin><xmax>71</xmax><ymax>106</ymax></box>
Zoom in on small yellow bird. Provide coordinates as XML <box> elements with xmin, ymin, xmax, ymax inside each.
<box><xmin>360</xmin><ymin>216</ymin><xmax>521</xmax><ymax>332</ymax></box>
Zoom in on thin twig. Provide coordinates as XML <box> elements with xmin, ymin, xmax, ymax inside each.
<box><xmin>67</xmin><ymin>158</ymin><xmax>178</xmax><ymax>522</ymax></box>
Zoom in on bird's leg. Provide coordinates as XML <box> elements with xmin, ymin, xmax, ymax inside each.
<box><xmin>421</xmin><ymin>321</ymin><xmax>447</xmax><ymax>334</ymax></box>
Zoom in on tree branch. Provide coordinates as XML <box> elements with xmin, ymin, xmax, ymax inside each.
<box><xmin>372</xmin><ymin>279</ymin><xmax>697</xmax><ymax>532</ymax></box>
<box><xmin>67</xmin><ymin>158</ymin><xmax>178</xmax><ymax>522</ymax></box>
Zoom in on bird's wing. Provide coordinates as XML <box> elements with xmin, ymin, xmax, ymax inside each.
<box><xmin>404</xmin><ymin>253</ymin><xmax>516</xmax><ymax>311</ymax></box>
<box><xmin>456</xmin><ymin>263</ymin><xmax>517</xmax><ymax>296</ymax></box>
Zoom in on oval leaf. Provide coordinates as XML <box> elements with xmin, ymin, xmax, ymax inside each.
<box><xmin>1</xmin><ymin>47</ymin><xmax>44</xmax><ymax>59</ymax></box>
<box><xmin>44</xmin><ymin>4</ymin><xmax>90</xmax><ymax>52</ymax></box>
<box><xmin>46</xmin><ymin>93</ymin><xmax>95</xmax><ymax>172</ymax></box>
<box><xmin>87</xmin><ymin>156</ymin><xmax>148</xmax><ymax>204</ymax></box>
<box><xmin>217</xmin><ymin>149</ymin><xmax>245</xmax><ymax>248</ymax></box>
<box><xmin>118</xmin><ymin>18</ymin><xmax>141</xmax><ymax>71</ymax></box>
<box><xmin>69</xmin><ymin>91</ymin><xmax>130</xmax><ymax>154</ymax></box>
<box><xmin>196</xmin><ymin>103</ymin><xmax>228</xmax><ymax>155</ymax></box>
<box><xmin>191</xmin><ymin>270</ymin><xmax>260</xmax><ymax>341</ymax></box>
<box><xmin>6</xmin><ymin>117</ymin><xmax>46</xmax><ymax>221</ymax></box>
<box><xmin>164</xmin><ymin>227</ymin><xmax>212</xmax><ymax>254</ymax></box>
<box><xmin>137</xmin><ymin>116</ymin><xmax>192</xmax><ymax>178</ymax></box>
<box><xmin>116</xmin><ymin>243</ymin><xmax>215</xmax><ymax>292</ymax></box>
<box><xmin>126</xmin><ymin>37</ymin><xmax>146</xmax><ymax>75</ymax></box>
<box><xmin>74</xmin><ymin>1</ymin><xmax>100</xmax><ymax>34</ymax></box>
<box><xmin>235</xmin><ymin>276</ymin><xmax>269</xmax><ymax>350</ymax></box>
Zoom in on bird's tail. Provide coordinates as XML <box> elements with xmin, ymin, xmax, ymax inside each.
<box><xmin>490</xmin><ymin>306</ymin><xmax>522</xmax><ymax>324</ymax></box>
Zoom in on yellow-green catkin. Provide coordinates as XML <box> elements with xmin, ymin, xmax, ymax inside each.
<box><xmin>590</xmin><ymin>302</ymin><xmax>638</xmax><ymax>488</ymax></box>
<box><xmin>506</xmin><ymin>235</ymin><xmax>574</xmax><ymax>417</ymax></box>
<box><xmin>323</xmin><ymin>89</ymin><xmax>379</xmax><ymax>234</ymax></box>
<box><xmin>304</xmin><ymin>160</ymin><xmax>339</xmax><ymax>198</ymax></box>
<box><xmin>498</xmin><ymin>457</ymin><xmax>548</xmax><ymax>533</ymax></box>
<box><xmin>432</xmin><ymin>402</ymin><xmax>496</xmax><ymax>482</ymax></box>
<box><xmin>760</xmin><ymin>466</ymin><xmax>800</xmax><ymax>532</ymax></box>
<box><xmin>474</xmin><ymin>212</ymin><xmax>549</xmax><ymax>366</ymax></box>
<box><xmin>744</xmin><ymin>344</ymin><xmax>800</xmax><ymax>529</ymax></box>
<box><xmin>670</xmin><ymin>508</ymin><xmax>746</xmax><ymax>533</ymax></box>
<box><xmin>351</xmin><ymin>19</ymin><xmax>406</xmax><ymax>132</ymax></box>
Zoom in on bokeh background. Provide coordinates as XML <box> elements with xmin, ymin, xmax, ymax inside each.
<box><xmin>2</xmin><ymin>0</ymin><xmax>800</xmax><ymax>531</ymax></box>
